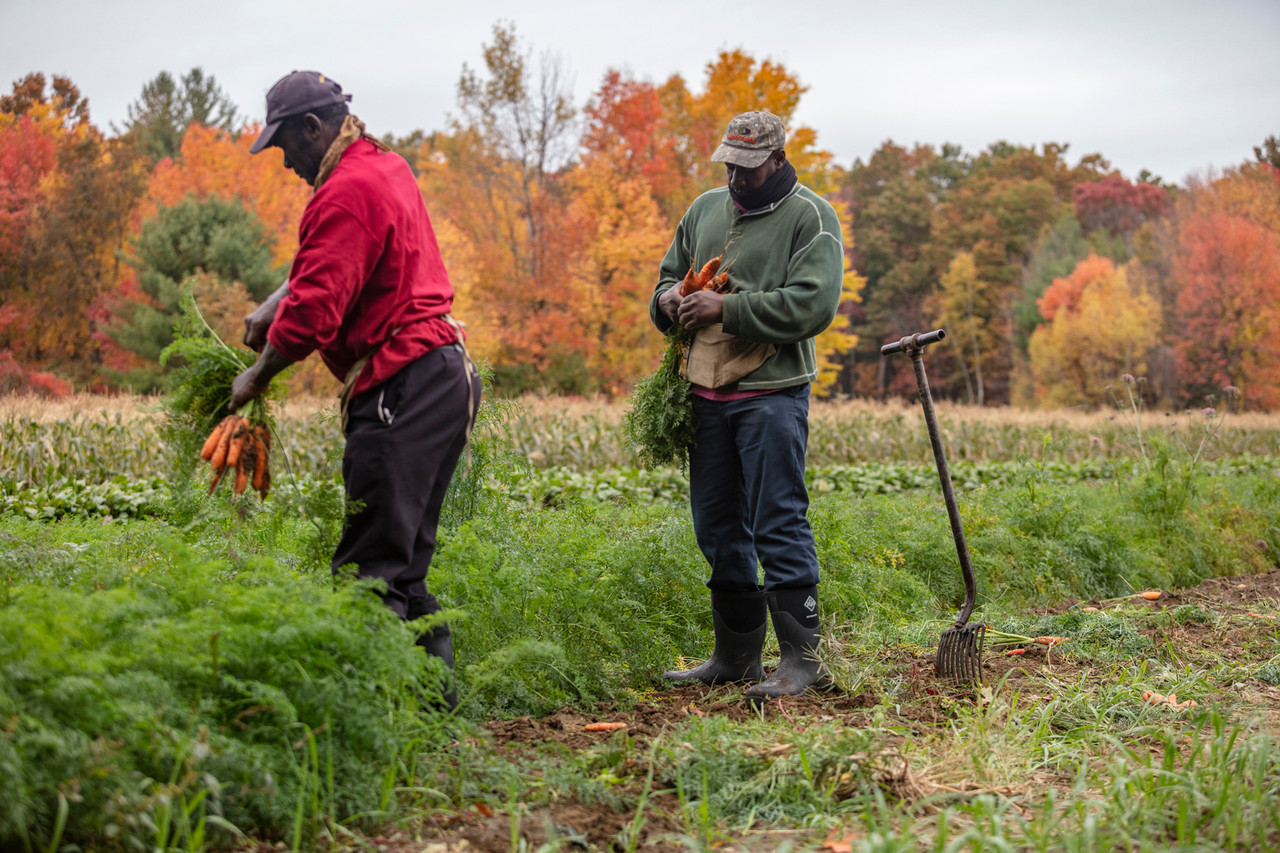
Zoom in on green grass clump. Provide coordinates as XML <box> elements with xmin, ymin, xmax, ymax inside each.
<box><xmin>654</xmin><ymin>716</ymin><xmax>889</xmax><ymax>830</ymax></box>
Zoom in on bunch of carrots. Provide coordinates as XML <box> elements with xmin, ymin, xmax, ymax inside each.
<box><xmin>200</xmin><ymin>415</ymin><xmax>271</xmax><ymax>499</ymax></box>
<box><xmin>679</xmin><ymin>256</ymin><xmax>731</xmax><ymax>297</ymax></box>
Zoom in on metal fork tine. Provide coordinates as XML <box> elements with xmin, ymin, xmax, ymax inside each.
<box><xmin>937</xmin><ymin>624</ymin><xmax>985</xmax><ymax>684</ymax></box>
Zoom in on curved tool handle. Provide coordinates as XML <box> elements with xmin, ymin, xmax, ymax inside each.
<box><xmin>880</xmin><ymin>328</ymin><xmax>977</xmax><ymax>629</ymax></box>
<box><xmin>881</xmin><ymin>329</ymin><xmax>946</xmax><ymax>357</ymax></box>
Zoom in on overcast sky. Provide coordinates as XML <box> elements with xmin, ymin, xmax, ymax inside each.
<box><xmin>2</xmin><ymin>0</ymin><xmax>1277</xmax><ymax>185</ymax></box>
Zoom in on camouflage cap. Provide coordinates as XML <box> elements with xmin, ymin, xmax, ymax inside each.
<box><xmin>710</xmin><ymin>111</ymin><xmax>786</xmax><ymax>168</ymax></box>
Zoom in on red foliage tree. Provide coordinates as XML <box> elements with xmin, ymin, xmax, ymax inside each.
<box><xmin>582</xmin><ymin>72</ymin><xmax>685</xmax><ymax>216</ymax></box>
<box><xmin>1173</xmin><ymin>213</ymin><xmax>1280</xmax><ymax>410</ymax></box>
<box><xmin>1073</xmin><ymin>173</ymin><xmax>1171</xmax><ymax>238</ymax></box>
<box><xmin>0</xmin><ymin>116</ymin><xmax>57</xmax><ymax>262</ymax></box>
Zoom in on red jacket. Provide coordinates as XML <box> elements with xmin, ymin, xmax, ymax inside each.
<box><xmin>267</xmin><ymin>139</ymin><xmax>459</xmax><ymax>397</ymax></box>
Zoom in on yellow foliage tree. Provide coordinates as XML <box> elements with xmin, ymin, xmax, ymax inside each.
<box><xmin>813</xmin><ymin>204</ymin><xmax>863</xmax><ymax>397</ymax></box>
<box><xmin>933</xmin><ymin>252</ymin><xmax>1001</xmax><ymax>405</ymax></box>
<box><xmin>1028</xmin><ymin>254</ymin><xmax>1161</xmax><ymax>407</ymax></box>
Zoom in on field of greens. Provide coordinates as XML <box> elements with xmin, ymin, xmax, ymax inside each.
<box><xmin>2</xmin><ymin>393</ymin><xmax>1279</xmax><ymax>852</ymax></box>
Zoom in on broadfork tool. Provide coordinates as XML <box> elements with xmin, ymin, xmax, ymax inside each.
<box><xmin>882</xmin><ymin>329</ymin><xmax>985</xmax><ymax>684</ymax></box>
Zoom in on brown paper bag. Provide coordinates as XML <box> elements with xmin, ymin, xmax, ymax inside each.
<box><xmin>684</xmin><ymin>323</ymin><xmax>776</xmax><ymax>388</ymax></box>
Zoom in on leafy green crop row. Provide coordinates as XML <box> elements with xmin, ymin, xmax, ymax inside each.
<box><xmin>6</xmin><ymin>455</ymin><xmax>1279</xmax><ymax>522</ymax></box>
<box><xmin>0</xmin><ymin>475</ymin><xmax>167</xmax><ymax>521</ymax></box>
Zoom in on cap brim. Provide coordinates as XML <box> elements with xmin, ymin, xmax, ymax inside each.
<box><xmin>249</xmin><ymin>119</ymin><xmax>283</xmax><ymax>154</ymax></box>
<box><xmin>710</xmin><ymin>143</ymin><xmax>773</xmax><ymax>168</ymax></box>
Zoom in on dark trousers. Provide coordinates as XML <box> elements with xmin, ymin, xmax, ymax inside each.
<box><xmin>688</xmin><ymin>384</ymin><xmax>820</xmax><ymax>592</ymax></box>
<box><xmin>332</xmin><ymin>344</ymin><xmax>481</xmax><ymax>619</ymax></box>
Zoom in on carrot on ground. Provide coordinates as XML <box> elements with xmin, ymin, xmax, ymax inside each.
<box><xmin>1138</xmin><ymin>590</ymin><xmax>1162</xmax><ymax>600</ymax></box>
<box><xmin>584</xmin><ymin>722</ymin><xmax>627</xmax><ymax>732</ymax></box>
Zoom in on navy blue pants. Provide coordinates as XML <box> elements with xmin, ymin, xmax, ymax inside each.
<box><xmin>332</xmin><ymin>344</ymin><xmax>481</xmax><ymax>619</ymax></box>
<box><xmin>688</xmin><ymin>384</ymin><xmax>820</xmax><ymax>592</ymax></box>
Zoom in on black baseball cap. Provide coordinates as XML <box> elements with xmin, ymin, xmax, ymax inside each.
<box><xmin>249</xmin><ymin>70</ymin><xmax>352</xmax><ymax>154</ymax></box>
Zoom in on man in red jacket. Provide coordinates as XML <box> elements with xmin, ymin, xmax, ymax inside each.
<box><xmin>231</xmin><ymin>70</ymin><xmax>479</xmax><ymax>710</ymax></box>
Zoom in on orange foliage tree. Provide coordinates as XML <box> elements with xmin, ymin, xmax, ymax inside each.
<box><xmin>140</xmin><ymin>123</ymin><xmax>309</xmax><ymax>267</ymax></box>
<box><xmin>564</xmin><ymin>158</ymin><xmax>671</xmax><ymax>396</ymax></box>
<box><xmin>582</xmin><ymin>72</ymin><xmax>686</xmax><ymax>218</ymax></box>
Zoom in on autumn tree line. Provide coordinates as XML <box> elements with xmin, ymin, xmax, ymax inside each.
<box><xmin>2</xmin><ymin>24</ymin><xmax>1278</xmax><ymax>410</ymax></box>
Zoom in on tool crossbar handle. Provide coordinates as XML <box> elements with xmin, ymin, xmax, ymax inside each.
<box><xmin>881</xmin><ymin>329</ymin><xmax>946</xmax><ymax>357</ymax></box>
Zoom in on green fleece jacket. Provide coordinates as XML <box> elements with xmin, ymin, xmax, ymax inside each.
<box><xmin>649</xmin><ymin>182</ymin><xmax>845</xmax><ymax>390</ymax></box>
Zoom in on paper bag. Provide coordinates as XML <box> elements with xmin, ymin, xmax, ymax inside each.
<box><xmin>684</xmin><ymin>323</ymin><xmax>776</xmax><ymax>388</ymax></box>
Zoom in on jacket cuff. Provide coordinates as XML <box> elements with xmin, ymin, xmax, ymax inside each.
<box><xmin>265</xmin><ymin>327</ymin><xmax>316</xmax><ymax>364</ymax></box>
<box><xmin>720</xmin><ymin>293</ymin><xmax>741</xmax><ymax>336</ymax></box>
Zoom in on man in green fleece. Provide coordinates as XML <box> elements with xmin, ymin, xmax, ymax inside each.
<box><xmin>650</xmin><ymin>111</ymin><xmax>845</xmax><ymax>701</ymax></box>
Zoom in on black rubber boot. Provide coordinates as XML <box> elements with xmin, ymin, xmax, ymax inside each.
<box><xmin>408</xmin><ymin>597</ymin><xmax>458</xmax><ymax>712</ymax></box>
<box><xmin>663</xmin><ymin>588</ymin><xmax>767</xmax><ymax>684</ymax></box>
<box><xmin>746</xmin><ymin>586</ymin><xmax>830</xmax><ymax>702</ymax></box>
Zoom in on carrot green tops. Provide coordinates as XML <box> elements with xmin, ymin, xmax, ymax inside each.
<box><xmin>650</xmin><ymin>183</ymin><xmax>845</xmax><ymax>391</ymax></box>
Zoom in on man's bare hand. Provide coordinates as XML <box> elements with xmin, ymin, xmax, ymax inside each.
<box><xmin>230</xmin><ymin>363</ymin><xmax>268</xmax><ymax>412</ymax></box>
<box><xmin>230</xmin><ymin>343</ymin><xmax>293</xmax><ymax>411</ymax></box>
<box><xmin>243</xmin><ymin>301</ymin><xmax>276</xmax><ymax>352</ymax></box>
<box><xmin>658</xmin><ymin>285</ymin><xmax>683</xmax><ymax>324</ymax></box>
<box><xmin>676</xmin><ymin>290</ymin><xmax>725</xmax><ymax>330</ymax></box>
<box><xmin>243</xmin><ymin>279</ymin><xmax>290</xmax><ymax>351</ymax></box>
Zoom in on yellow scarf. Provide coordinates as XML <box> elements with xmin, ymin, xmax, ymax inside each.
<box><xmin>313</xmin><ymin>114</ymin><xmax>390</xmax><ymax>190</ymax></box>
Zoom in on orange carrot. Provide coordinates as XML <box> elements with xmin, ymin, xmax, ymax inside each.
<box><xmin>1034</xmin><ymin>636</ymin><xmax>1068</xmax><ymax>646</ymax></box>
<box><xmin>680</xmin><ymin>264</ymin><xmax>698</xmax><ymax>297</ymax></box>
<box><xmin>253</xmin><ymin>423</ymin><xmax>271</xmax><ymax>452</ymax></box>
<box><xmin>207</xmin><ymin>464</ymin><xmax>229</xmax><ymax>495</ymax></box>
<box><xmin>695</xmin><ymin>256</ymin><xmax>722</xmax><ymax>288</ymax></box>
<box><xmin>200</xmin><ymin>416</ymin><xmax>236</xmax><ymax>461</ymax></box>
<box><xmin>584</xmin><ymin>722</ymin><xmax>627</xmax><ymax>732</ymax></box>
<box><xmin>232</xmin><ymin>445</ymin><xmax>251</xmax><ymax>495</ymax></box>
<box><xmin>251</xmin><ymin>434</ymin><xmax>268</xmax><ymax>495</ymax></box>
<box><xmin>225</xmin><ymin>420</ymin><xmax>250</xmax><ymax>469</ymax></box>
<box><xmin>1006</xmin><ymin>648</ymin><xmax>1026</xmax><ymax>656</ymax></box>
<box><xmin>1138</xmin><ymin>590</ymin><xmax>1162</xmax><ymax>600</ymax></box>
<box><xmin>209</xmin><ymin>420</ymin><xmax>235</xmax><ymax>471</ymax></box>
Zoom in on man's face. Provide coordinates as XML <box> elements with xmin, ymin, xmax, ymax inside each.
<box><xmin>273</xmin><ymin>115</ymin><xmax>327</xmax><ymax>185</ymax></box>
<box><xmin>726</xmin><ymin>150</ymin><xmax>783</xmax><ymax>191</ymax></box>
